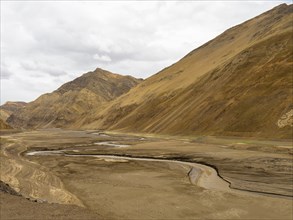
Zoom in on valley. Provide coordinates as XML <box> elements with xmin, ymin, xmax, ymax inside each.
<box><xmin>1</xmin><ymin>3</ymin><xmax>292</xmax><ymax>220</ymax></box>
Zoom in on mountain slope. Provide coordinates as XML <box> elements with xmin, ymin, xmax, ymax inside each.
<box><xmin>7</xmin><ymin>68</ymin><xmax>141</xmax><ymax>128</ymax></box>
<box><xmin>0</xmin><ymin>119</ymin><xmax>12</xmax><ymax>130</ymax></box>
<box><xmin>83</xmin><ymin>4</ymin><xmax>293</xmax><ymax>139</ymax></box>
<box><xmin>0</xmin><ymin>102</ymin><xmax>27</xmax><ymax>122</ymax></box>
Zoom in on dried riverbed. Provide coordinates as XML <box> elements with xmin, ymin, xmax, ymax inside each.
<box><xmin>1</xmin><ymin>129</ymin><xmax>292</xmax><ymax>219</ymax></box>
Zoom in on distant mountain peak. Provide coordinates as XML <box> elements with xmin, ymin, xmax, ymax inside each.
<box><xmin>7</xmin><ymin>68</ymin><xmax>141</xmax><ymax>129</ymax></box>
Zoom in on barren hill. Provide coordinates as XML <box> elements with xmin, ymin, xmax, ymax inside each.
<box><xmin>7</xmin><ymin>68</ymin><xmax>141</xmax><ymax>128</ymax></box>
<box><xmin>0</xmin><ymin>119</ymin><xmax>12</xmax><ymax>130</ymax></box>
<box><xmin>83</xmin><ymin>4</ymin><xmax>293</xmax><ymax>139</ymax></box>
<box><xmin>0</xmin><ymin>102</ymin><xmax>27</xmax><ymax>122</ymax></box>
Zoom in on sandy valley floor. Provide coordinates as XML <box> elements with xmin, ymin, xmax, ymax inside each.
<box><xmin>0</xmin><ymin>129</ymin><xmax>292</xmax><ymax>219</ymax></box>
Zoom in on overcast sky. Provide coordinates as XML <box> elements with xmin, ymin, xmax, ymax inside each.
<box><xmin>0</xmin><ymin>0</ymin><xmax>290</xmax><ymax>104</ymax></box>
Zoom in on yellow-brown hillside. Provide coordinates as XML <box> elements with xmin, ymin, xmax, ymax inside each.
<box><xmin>7</xmin><ymin>68</ymin><xmax>142</xmax><ymax>128</ymax></box>
<box><xmin>0</xmin><ymin>102</ymin><xmax>27</xmax><ymax>121</ymax></box>
<box><xmin>0</xmin><ymin>119</ymin><xmax>12</xmax><ymax>130</ymax></box>
<box><xmin>83</xmin><ymin>4</ymin><xmax>293</xmax><ymax>139</ymax></box>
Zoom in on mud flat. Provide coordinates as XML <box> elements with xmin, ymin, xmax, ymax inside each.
<box><xmin>24</xmin><ymin>151</ymin><xmax>231</xmax><ymax>192</ymax></box>
<box><xmin>1</xmin><ymin>129</ymin><xmax>292</xmax><ymax>219</ymax></box>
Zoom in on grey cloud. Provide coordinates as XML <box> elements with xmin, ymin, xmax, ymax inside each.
<box><xmin>93</xmin><ymin>54</ymin><xmax>112</xmax><ymax>62</ymax></box>
<box><xmin>1</xmin><ymin>66</ymin><xmax>13</xmax><ymax>79</ymax></box>
<box><xmin>21</xmin><ymin>61</ymin><xmax>67</xmax><ymax>77</ymax></box>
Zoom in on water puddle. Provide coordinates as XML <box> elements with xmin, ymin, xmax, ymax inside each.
<box><xmin>92</xmin><ymin>133</ymin><xmax>110</xmax><ymax>137</ymax></box>
<box><xmin>26</xmin><ymin>150</ymin><xmax>63</xmax><ymax>156</ymax></box>
<box><xmin>94</xmin><ymin>141</ymin><xmax>130</xmax><ymax>148</ymax></box>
